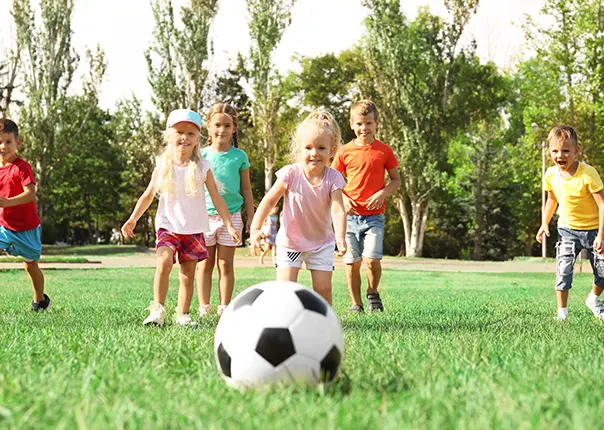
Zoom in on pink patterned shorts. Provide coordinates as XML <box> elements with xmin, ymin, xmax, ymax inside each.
<box><xmin>156</xmin><ymin>228</ymin><xmax>208</xmax><ymax>264</ymax></box>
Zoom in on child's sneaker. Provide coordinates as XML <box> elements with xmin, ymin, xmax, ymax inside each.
<box><xmin>31</xmin><ymin>294</ymin><xmax>51</xmax><ymax>311</ymax></box>
<box><xmin>367</xmin><ymin>292</ymin><xmax>384</xmax><ymax>312</ymax></box>
<box><xmin>198</xmin><ymin>304</ymin><xmax>212</xmax><ymax>317</ymax></box>
<box><xmin>585</xmin><ymin>295</ymin><xmax>604</xmax><ymax>319</ymax></box>
<box><xmin>553</xmin><ymin>315</ymin><xmax>568</xmax><ymax>321</ymax></box>
<box><xmin>143</xmin><ymin>302</ymin><xmax>166</xmax><ymax>326</ymax></box>
<box><xmin>217</xmin><ymin>305</ymin><xmax>227</xmax><ymax>317</ymax></box>
<box><xmin>174</xmin><ymin>309</ymin><xmax>199</xmax><ymax>327</ymax></box>
<box><xmin>347</xmin><ymin>304</ymin><xmax>364</xmax><ymax>313</ymax></box>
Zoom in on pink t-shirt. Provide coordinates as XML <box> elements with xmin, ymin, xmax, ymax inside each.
<box><xmin>276</xmin><ymin>163</ymin><xmax>346</xmax><ymax>252</ymax></box>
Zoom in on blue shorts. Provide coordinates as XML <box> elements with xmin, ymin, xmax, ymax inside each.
<box><xmin>343</xmin><ymin>214</ymin><xmax>385</xmax><ymax>264</ymax></box>
<box><xmin>555</xmin><ymin>227</ymin><xmax>604</xmax><ymax>290</ymax></box>
<box><xmin>0</xmin><ymin>225</ymin><xmax>42</xmax><ymax>262</ymax></box>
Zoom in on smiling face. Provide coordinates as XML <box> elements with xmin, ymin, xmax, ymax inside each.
<box><xmin>207</xmin><ymin>113</ymin><xmax>235</xmax><ymax>147</ymax></box>
<box><xmin>0</xmin><ymin>131</ymin><xmax>21</xmax><ymax>165</ymax></box>
<box><xmin>168</xmin><ymin>121</ymin><xmax>200</xmax><ymax>159</ymax></box>
<box><xmin>299</xmin><ymin>128</ymin><xmax>333</xmax><ymax>172</ymax></box>
<box><xmin>549</xmin><ymin>137</ymin><xmax>579</xmax><ymax>173</ymax></box>
<box><xmin>350</xmin><ymin>112</ymin><xmax>378</xmax><ymax>145</ymax></box>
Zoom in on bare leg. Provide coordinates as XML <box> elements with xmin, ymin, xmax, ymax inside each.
<box><xmin>592</xmin><ymin>284</ymin><xmax>603</xmax><ymax>296</ymax></box>
<box><xmin>24</xmin><ymin>260</ymin><xmax>45</xmax><ymax>302</ymax></box>
<box><xmin>196</xmin><ymin>245</ymin><xmax>216</xmax><ymax>305</ymax></box>
<box><xmin>365</xmin><ymin>258</ymin><xmax>382</xmax><ymax>294</ymax></box>
<box><xmin>556</xmin><ymin>290</ymin><xmax>569</xmax><ymax>308</ymax></box>
<box><xmin>346</xmin><ymin>261</ymin><xmax>363</xmax><ymax>306</ymax></box>
<box><xmin>178</xmin><ymin>260</ymin><xmax>198</xmax><ymax>314</ymax></box>
<box><xmin>259</xmin><ymin>244</ymin><xmax>269</xmax><ymax>265</ymax></box>
<box><xmin>277</xmin><ymin>266</ymin><xmax>301</xmax><ymax>283</ymax></box>
<box><xmin>154</xmin><ymin>247</ymin><xmax>174</xmax><ymax>305</ymax></box>
<box><xmin>310</xmin><ymin>270</ymin><xmax>333</xmax><ymax>304</ymax></box>
<box><xmin>271</xmin><ymin>245</ymin><xmax>276</xmax><ymax>265</ymax></box>
<box><xmin>217</xmin><ymin>245</ymin><xmax>237</xmax><ymax>306</ymax></box>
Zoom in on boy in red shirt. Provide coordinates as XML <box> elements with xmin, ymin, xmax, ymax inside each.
<box><xmin>332</xmin><ymin>100</ymin><xmax>401</xmax><ymax>312</ymax></box>
<box><xmin>0</xmin><ymin>119</ymin><xmax>49</xmax><ymax>311</ymax></box>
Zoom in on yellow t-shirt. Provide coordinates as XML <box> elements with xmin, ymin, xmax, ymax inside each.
<box><xmin>544</xmin><ymin>161</ymin><xmax>604</xmax><ymax>230</ymax></box>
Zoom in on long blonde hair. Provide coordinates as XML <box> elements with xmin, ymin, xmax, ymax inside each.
<box><xmin>289</xmin><ymin>111</ymin><xmax>342</xmax><ymax>163</ymax></box>
<box><xmin>156</xmin><ymin>128</ymin><xmax>203</xmax><ymax>198</ymax></box>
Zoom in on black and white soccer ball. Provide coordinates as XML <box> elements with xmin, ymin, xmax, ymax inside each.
<box><xmin>214</xmin><ymin>281</ymin><xmax>344</xmax><ymax>389</ymax></box>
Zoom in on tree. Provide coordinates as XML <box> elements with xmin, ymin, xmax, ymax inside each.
<box><xmin>0</xmin><ymin>45</ymin><xmax>20</xmax><ymax>118</ymax></box>
<box><xmin>11</xmin><ymin>0</ymin><xmax>79</xmax><ymax>222</ymax></box>
<box><xmin>245</xmin><ymin>0</ymin><xmax>297</xmax><ymax>193</ymax></box>
<box><xmin>359</xmin><ymin>0</ymin><xmax>483</xmax><ymax>257</ymax></box>
<box><xmin>145</xmin><ymin>0</ymin><xmax>218</xmax><ymax>119</ymax></box>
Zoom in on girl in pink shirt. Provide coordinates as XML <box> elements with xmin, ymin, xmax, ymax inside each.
<box><xmin>250</xmin><ymin>112</ymin><xmax>347</xmax><ymax>304</ymax></box>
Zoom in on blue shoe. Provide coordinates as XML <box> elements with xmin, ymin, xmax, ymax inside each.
<box><xmin>31</xmin><ymin>294</ymin><xmax>51</xmax><ymax>311</ymax></box>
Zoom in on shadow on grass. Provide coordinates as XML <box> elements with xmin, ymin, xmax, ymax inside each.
<box><xmin>41</xmin><ymin>245</ymin><xmax>153</xmax><ymax>256</ymax></box>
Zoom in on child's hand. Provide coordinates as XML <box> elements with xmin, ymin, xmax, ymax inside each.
<box><xmin>121</xmin><ymin>219</ymin><xmax>137</xmax><ymax>239</ymax></box>
<box><xmin>336</xmin><ymin>238</ymin><xmax>347</xmax><ymax>256</ymax></box>
<box><xmin>536</xmin><ymin>224</ymin><xmax>550</xmax><ymax>243</ymax></box>
<box><xmin>227</xmin><ymin>224</ymin><xmax>242</xmax><ymax>246</ymax></box>
<box><xmin>249</xmin><ymin>229</ymin><xmax>266</xmax><ymax>256</ymax></box>
<box><xmin>344</xmin><ymin>196</ymin><xmax>359</xmax><ymax>215</ymax></box>
<box><xmin>594</xmin><ymin>235</ymin><xmax>604</xmax><ymax>254</ymax></box>
<box><xmin>366</xmin><ymin>190</ymin><xmax>386</xmax><ymax>211</ymax></box>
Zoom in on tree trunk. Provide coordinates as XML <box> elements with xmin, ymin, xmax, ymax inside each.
<box><xmin>395</xmin><ymin>194</ymin><xmax>429</xmax><ymax>257</ymax></box>
<box><xmin>472</xmin><ymin>155</ymin><xmax>485</xmax><ymax>260</ymax></box>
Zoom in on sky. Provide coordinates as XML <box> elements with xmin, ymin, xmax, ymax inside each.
<box><xmin>0</xmin><ymin>0</ymin><xmax>545</xmax><ymax>110</ymax></box>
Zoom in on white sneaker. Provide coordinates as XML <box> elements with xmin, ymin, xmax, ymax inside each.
<box><xmin>198</xmin><ymin>304</ymin><xmax>212</xmax><ymax>317</ymax></box>
<box><xmin>174</xmin><ymin>310</ymin><xmax>199</xmax><ymax>327</ymax></box>
<box><xmin>143</xmin><ymin>302</ymin><xmax>166</xmax><ymax>326</ymax></box>
<box><xmin>217</xmin><ymin>305</ymin><xmax>227</xmax><ymax>317</ymax></box>
<box><xmin>585</xmin><ymin>296</ymin><xmax>604</xmax><ymax>319</ymax></box>
<box><xmin>553</xmin><ymin>315</ymin><xmax>568</xmax><ymax>321</ymax></box>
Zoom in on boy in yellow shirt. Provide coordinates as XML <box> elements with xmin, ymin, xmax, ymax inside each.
<box><xmin>536</xmin><ymin>126</ymin><xmax>604</xmax><ymax>320</ymax></box>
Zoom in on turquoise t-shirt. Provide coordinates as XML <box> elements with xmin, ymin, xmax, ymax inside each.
<box><xmin>201</xmin><ymin>146</ymin><xmax>250</xmax><ymax>215</ymax></box>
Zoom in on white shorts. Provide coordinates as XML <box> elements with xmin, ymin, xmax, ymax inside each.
<box><xmin>276</xmin><ymin>241</ymin><xmax>335</xmax><ymax>272</ymax></box>
<box><xmin>205</xmin><ymin>212</ymin><xmax>243</xmax><ymax>247</ymax></box>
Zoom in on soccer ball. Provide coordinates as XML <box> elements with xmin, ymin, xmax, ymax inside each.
<box><xmin>214</xmin><ymin>281</ymin><xmax>344</xmax><ymax>389</ymax></box>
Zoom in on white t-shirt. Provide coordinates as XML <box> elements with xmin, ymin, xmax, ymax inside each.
<box><xmin>155</xmin><ymin>158</ymin><xmax>211</xmax><ymax>234</ymax></box>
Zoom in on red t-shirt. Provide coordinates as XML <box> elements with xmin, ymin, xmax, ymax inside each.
<box><xmin>332</xmin><ymin>139</ymin><xmax>399</xmax><ymax>215</ymax></box>
<box><xmin>0</xmin><ymin>157</ymin><xmax>41</xmax><ymax>231</ymax></box>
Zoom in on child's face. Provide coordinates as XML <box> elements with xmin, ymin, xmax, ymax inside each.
<box><xmin>0</xmin><ymin>132</ymin><xmax>21</xmax><ymax>164</ymax></box>
<box><xmin>169</xmin><ymin>122</ymin><xmax>200</xmax><ymax>157</ymax></box>
<box><xmin>350</xmin><ymin>112</ymin><xmax>378</xmax><ymax>142</ymax></box>
<box><xmin>207</xmin><ymin>113</ymin><xmax>235</xmax><ymax>146</ymax></box>
<box><xmin>549</xmin><ymin>138</ymin><xmax>579</xmax><ymax>173</ymax></box>
<box><xmin>299</xmin><ymin>129</ymin><xmax>333</xmax><ymax>171</ymax></box>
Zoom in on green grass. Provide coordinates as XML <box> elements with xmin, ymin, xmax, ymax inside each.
<box><xmin>41</xmin><ymin>245</ymin><xmax>151</xmax><ymax>257</ymax></box>
<box><xmin>1</xmin><ymin>267</ymin><xmax>603</xmax><ymax>429</ymax></box>
<box><xmin>0</xmin><ymin>256</ymin><xmax>90</xmax><ymax>263</ymax></box>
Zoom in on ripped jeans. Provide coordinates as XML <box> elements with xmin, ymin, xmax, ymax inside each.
<box><xmin>555</xmin><ymin>227</ymin><xmax>604</xmax><ymax>290</ymax></box>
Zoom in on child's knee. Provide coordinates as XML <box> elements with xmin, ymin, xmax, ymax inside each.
<box><xmin>365</xmin><ymin>258</ymin><xmax>381</xmax><ymax>271</ymax></box>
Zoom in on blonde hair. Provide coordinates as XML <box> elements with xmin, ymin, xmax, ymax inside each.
<box><xmin>289</xmin><ymin>111</ymin><xmax>342</xmax><ymax>163</ymax></box>
<box><xmin>350</xmin><ymin>99</ymin><xmax>379</xmax><ymax>121</ymax></box>
<box><xmin>156</xmin><ymin>128</ymin><xmax>203</xmax><ymax>198</ymax></box>
<box><xmin>205</xmin><ymin>103</ymin><xmax>239</xmax><ymax>148</ymax></box>
<box><xmin>547</xmin><ymin>125</ymin><xmax>578</xmax><ymax>147</ymax></box>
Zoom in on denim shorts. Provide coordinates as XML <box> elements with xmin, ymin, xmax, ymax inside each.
<box><xmin>555</xmin><ymin>227</ymin><xmax>604</xmax><ymax>290</ymax></box>
<box><xmin>0</xmin><ymin>225</ymin><xmax>42</xmax><ymax>262</ymax></box>
<box><xmin>343</xmin><ymin>214</ymin><xmax>385</xmax><ymax>264</ymax></box>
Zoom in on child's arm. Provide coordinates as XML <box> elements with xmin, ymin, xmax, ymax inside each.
<box><xmin>592</xmin><ymin>190</ymin><xmax>604</xmax><ymax>253</ymax></box>
<box><xmin>366</xmin><ymin>167</ymin><xmax>402</xmax><ymax>211</ymax></box>
<box><xmin>240</xmin><ymin>168</ymin><xmax>255</xmax><ymax>232</ymax></box>
<box><xmin>249</xmin><ymin>180</ymin><xmax>287</xmax><ymax>255</ymax></box>
<box><xmin>331</xmin><ymin>188</ymin><xmax>347</xmax><ymax>256</ymax></box>
<box><xmin>121</xmin><ymin>167</ymin><xmax>159</xmax><ymax>239</ymax></box>
<box><xmin>0</xmin><ymin>184</ymin><xmax>36</xmax><ymax>207</ymax></box>
<box><xmin>536</xmin><ymin>190</ymin><xmax>558</xmax><ymax>243</ymax></box>
<box><xmin>206</xmin><ymin>170</ymin><xmax>242</xmax><ymax>245</ymax></box>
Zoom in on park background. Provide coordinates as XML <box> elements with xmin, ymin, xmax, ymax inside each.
<box><xmin>1</xmin><ymin>0</ymin><xmax>603</xmax><ymax>261</ymax></box>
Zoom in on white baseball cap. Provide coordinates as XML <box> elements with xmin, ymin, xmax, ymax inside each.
<box><xmin>166</xmin><ymin>109</ymin><xmax>202</xmax><ymax>130</ymax></box>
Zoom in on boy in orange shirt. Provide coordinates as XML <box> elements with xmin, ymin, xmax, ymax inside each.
<box><xmin>332</xmin><ymin>100</ymin><xmax>401</xmax><ymax>312</ymax></box>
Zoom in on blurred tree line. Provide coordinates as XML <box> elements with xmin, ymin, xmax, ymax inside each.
<box><xmin>1</xmin><ymin>0</ymin><xmax>603</xmax><ymax>260</ymax></box>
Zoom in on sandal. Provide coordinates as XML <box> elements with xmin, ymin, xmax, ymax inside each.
<box><xmin>347</xmin><ymin>304</ymin><xmax>364</xmax><ymax>313</ymax></box>
<box><xmin>367</xmin><ymin>293</ymin><xmax>384</xmax><ymax>312</ymax></box>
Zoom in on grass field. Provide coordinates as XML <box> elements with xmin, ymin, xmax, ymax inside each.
<box><xmin>1</xmin><ymin>267</ymin><xmax>603</xmax><ymax>429</ymax></box>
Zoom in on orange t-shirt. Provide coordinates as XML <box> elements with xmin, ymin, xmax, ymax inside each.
<box><xmin>332</xmin><ymin>139</ymin><xmax>399</xmax><ymax>215</ymax></box>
